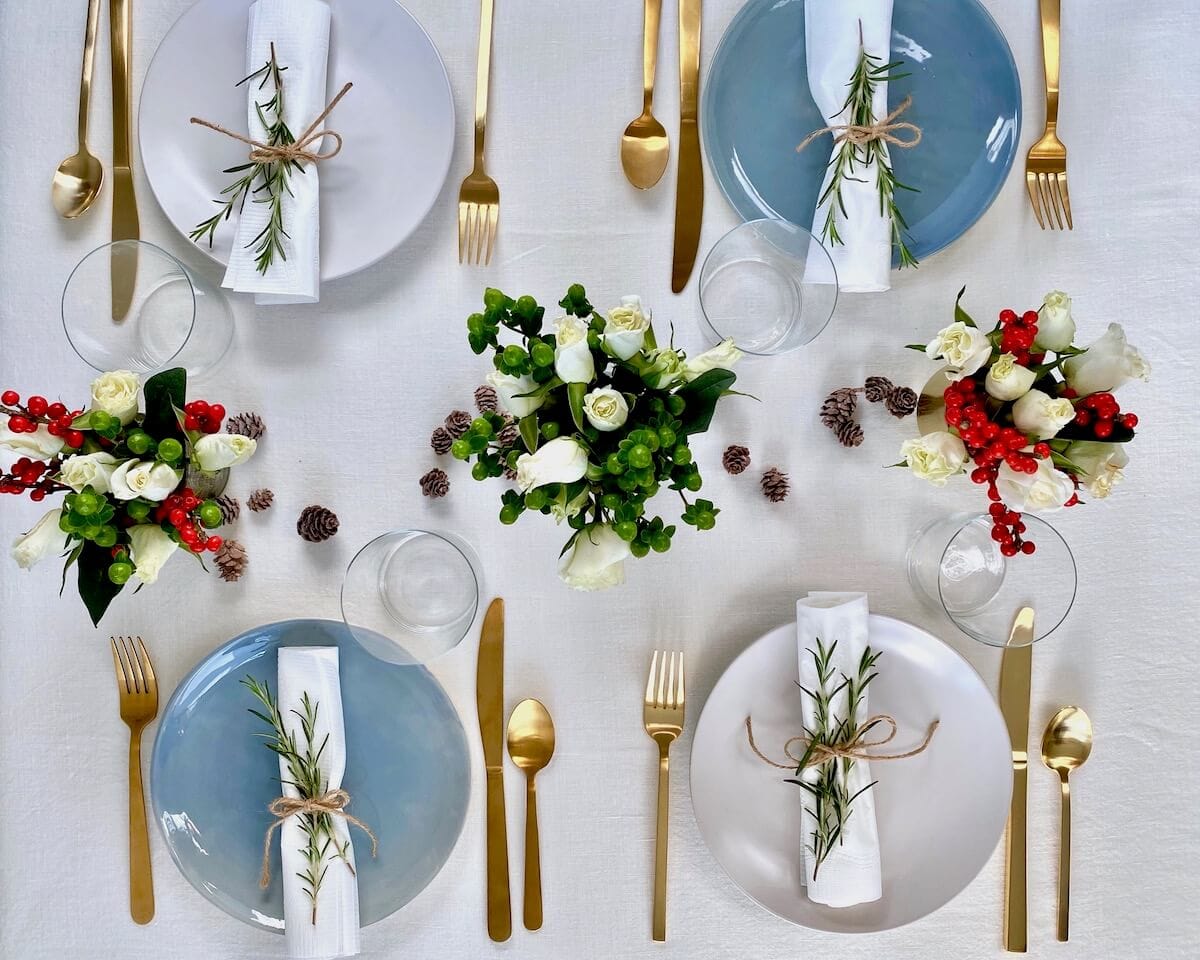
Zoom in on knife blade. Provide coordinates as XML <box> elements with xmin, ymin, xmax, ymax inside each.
<box><xmin>999</xmin><ymin>606</ymin><xmax>1034</xmax><ymax>953</ymax></box>
<box><xmin>110</xmin><ymin>0</ymin><xmax>139</xmax><ymax>321</ymax></box>
<box><xmin>476</xmin><ymin>597</ymin><xmax>511</xmax><ymax>942</ymax></box>
<box><xmin>670</xmin><ymin>0</ymin><xmax>702</xmax><ymax>293</ymax></box>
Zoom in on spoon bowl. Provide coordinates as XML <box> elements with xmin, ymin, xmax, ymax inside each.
<box><xmin>621</xmin><ymin>112</ymin><xmax>670</xmax><ymax>190</ymax></box>
<box><xmin>52</xmin><ymin>150</ymin><xmax>105</xmax><ymax>219</ymax></box>
<box><xmin>1041</xmin><ymin>705</ymin><xmax>1093</xmax><ymax>777</ymax></box>
<box><xmin>507</xmin><ymin>698</ymin><xmax>555</xmax><ymax>773</ymax></box>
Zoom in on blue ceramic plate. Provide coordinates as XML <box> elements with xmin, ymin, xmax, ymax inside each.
<box><xmin>151</xmin><ymin>619</ymin><xmax>471</xmax><ymax>931</ymax></box>
<box><xmin>703</xmin><ymin>0</ymin><xmax>1021</xmax><ymax>264</ymax></box>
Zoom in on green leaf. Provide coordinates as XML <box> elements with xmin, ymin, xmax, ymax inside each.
<box><xmin>77</xmin><ymin>540</ymin><xmax>123</xmax><ymax>627</ymax></box>
<box><xmin>519</xmin><ymin>414</ymin><xmax>539</xmax><ymax>454</ymax></box>
<box><xmin>676</xmin><ymin>368</ymin><xmax>737</xmax><ymax>436</ymax></box>
<box><xmin>59</xmin><ymin>540</ymin><xmax>83</xmax><ymax>596</ymax></box>
<box><xmin>567</xmin><ymin>382</ymin><xmax>587</xmax><ymax>433</ymax></box>
<box><xmin>142</xmin><ymin>368</ymin><xmax>187</xmax><ymax>440</ymax></box>
<box><xmin>904</xmin><ymin>343</ymin><xmax>927</xmax><ymax>353</ymax></box>
<box><xmin>953</xmin><ymin>286</ymin><xmax>975</xmax><ymax>327</ymax></box>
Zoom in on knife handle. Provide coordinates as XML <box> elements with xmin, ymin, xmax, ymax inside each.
<box><xmin>110</xmin><ymin>0</ymin><xmax>132</xmax><ymax>166</ymax></box>
<box><xmin>484</xmin><ymin>767</ymin><xmax>511</xmax><ymax>942</ymax></box>
<box><xmin>1004</xmin><ymin>763</ymin><xmax>1028</xmax><ymax>952</ymax></box>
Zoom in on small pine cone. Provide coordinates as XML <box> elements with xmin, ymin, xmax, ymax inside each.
<box><xmin>835</xmin><ymin>419</ymin><xmax>865</xmax><ymax>448</ymax></box>
<box><xmin>761</xmin><ymin>467</ymin><xmax>790</xmax><ymax>503</ymax></box>
<box><xmin>885</xmin><ymin>386</ymin><xmax>918</xmax><ymax>419</ymax></box>
<box><xmin>819</xmin><ymin>388</ymin><xmax>858</xmax><ymax>429</ymax></box>
<box><xmin>503</xmin><ymin>464</ymin><xmax>518</xmax><ymax>482</ymax></box>
<box><xmin>247</xmin><ymin>488</ymin><xmax>274</xmax><ymax>512</ymax></box>
<box><xmin>863</xmin><ymin>376</ymin><xmax>895</xmax><ymax>404</ymax></box>
<box><xmin>297</xmin><ymin>505</ymin><xmax>339</xmax><ymax>543</ymax></box>
<box><xmin>444</xmin><ymin>410</ymin><xmax>473</xmax><ymax>439</ymax></box>
<box><xmin>420</xmin><ymin>468</ymin><xmax>450</xmax><ymax>498</ymax></box>
<box><xmin>214</xmin><ymin>539</ymin><xmax>247</xmax><ymax>582</ymax></box>
<box><xmin>474</xmin><ymin>385</ymin><xmax>499</xmax><ymax>413</ymax></box>
<box><xmin>215</xmin><ymin>494</ymin><xmax>240</xmax><ymax>525</ymax></box>
<box><xmin>496</xmin><ymin>419</ymin><xmax>519</xmax><ymax>449</ymax></box>
<box><xmin>227</xmin><ymin>411</ymin><xmax>266</xmax><ymax>441</ymax></box>
<box><xmin>430</xmin><ymin>426</ymin><xmax>454</xmax><ymax>455</ymax></box>
<box><xmin>722</xmin><ymin>444</ymin><xmax>751</xmax><ymax>476</ymax></box>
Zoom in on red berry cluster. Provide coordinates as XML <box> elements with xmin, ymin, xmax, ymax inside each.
<box><xmin>183</xmin><ymin>400</ymin><xmax>227</xmax><ymax>434</ymax></box>
<box><xmin>997</xmin><ymin>309</ymin><xmax>1045</xmax><ymax>366</ymax></box>
<box><xmin>988</xmin><ymin>503</ymin><xmax>1037</xmax><ymax>556</ymax></box>
<box><xmin>2</xmin><ymin>390</ymin><xmax>84</xmax><ymax>449</ymax></box>
<box><xmin>0</xmin><ymin>456</ymin><xmax>69</xmax><ymax>501</ymax></box>
<box><xmin>1070</xmin><ymin>391</ymin><xmax>1138</xmax><ymax>440</ymax></box>
<box><xmin>153</xmin><ymin>488</ymin><xmax>223</xmax><ymax>554</ymax></box>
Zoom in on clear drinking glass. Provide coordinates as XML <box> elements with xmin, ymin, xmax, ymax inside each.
<box><xmin>907</xmin><ymin>513</ymin><xmax>1076</xmax><ymax>646</ymax></box>
<box><xmin>341</xmin><ymin>530</ymin><xmax>482</xmax><ymax>666</ymax></box>
<box><xmin>697</xmin><ymin>218</ymin><xmax>838</xmax><ymax>355</ymax></box>
<box><xmin>62</xmin><ymin>240</ymin><xmax>234</xmax><ymax>377</ymax></box>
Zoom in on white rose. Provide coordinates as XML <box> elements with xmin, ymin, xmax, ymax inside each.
<box><xmin>558</xmin><ymin>524</ymin><xmax>632</xmax><ymax>591</ymax></box>
<box><xmin>110</xmin><ymin>459</ymin><xmax>182</xmax><ymax>502</ymax></box>
<box><xmin>1011</xmin><ymin>388</ymin><xmax>1074</xmax><ymax>440</ymax></box>
<box><xmin>604</xmin><ymin>296</ymin><xmax>651</xmax><ymax>361</ymax></box>
<box><xmin>58</xmin><ymin>452</ymin><xmax>121</xmax><ymax>494</ymax></box>
<box><xmin>899</xmin><ymin>431</ymin><xmax>968</xmax><ymax>486</ymax></box>
<box><xmin>582</xmin><ymin>387</ymin><xmax>629</xmax><ymax>432</ymax></box>
<box><xmin>90</xmin><ymin>370</ymin><xmax>141</xmax><ymax>425</ymax></box>
<box><xmin>643</xmin><ymin>348</ymin><xmax>683</xmax><ymax>389</ymax></box>
<box><xmin>487</xmin><ymin>370</ymin><xmax>545</xmax><ymax>419</ymax></box>
<box><xmin>0</xmin><ymin>423</ymin><xmax>65</xmax><ymax>460</ymax></box>
<box><xmin>11</xmin><ymin>507</ymin><xmax>66</xmax><ymax>569</ymax></box>
<box><xmin>1066</xmin><ymin>441</ymin><xmax>1129</xmax><ymax>500</ymax></box>
<box><xmin>682</xmin><ymin>338</ymin><xmax>742</xmax><ymax>382</ymax></box>
<box><xmin>985</xmin><ymin>353</ymin><xmax>1037</xmax><ymax>402</ymax></box>
<box><xmin>127</xmin><ymin>524</ymin><xmax>178</xmax><ymax>585</ymax></box>
<box><xmin>1035</xmin><ymin>291</ymin><xmax>1076</xmax><ymax>352</ymax></box>
<box><xmin>194</xmin><ymin>433</ymin><xmax>257</xmax><ymax>471</ymax></box>
<box><xmin>553</xmin><ymin>315</ymin><xmax>595</xmax><ymax>384</ymax></box>
<box><xmin>925</xmin><ymin>322</ymin><xmax>993</xmax><ymax>381</ymax></box>
<box><xmin>515</xmin><ymin>437</ymin><xmax>589</xmax><ymax>493</ymax></box>
<box><xmin>1062</xmin><ymin>323</ymin><xmax>1151</xmax><ymax>395</ymax></box>
<box><xmin>996</xmin><ymin>453</ymin><xmax>1075</xmax><ymax>512</ymax></box>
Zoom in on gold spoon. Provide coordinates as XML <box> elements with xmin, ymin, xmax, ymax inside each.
<box><xmin>52</xmin><ymin>0</ymin><xmax>104</xmax><ymax>218</ymax></box>
<box><xmin>620</xmin><ymin>0</ymin><xmax>669</xmax><ymax>189</ymax></box>
<box><xmin>1040</xmin><ymin>705</ymin><xmax>1093</xmax><ymax>942</ymax></box>
<box><xmin>506</xmin><ymin>698</ymin><xmax>555</xmax><ymax>931</ymax></box>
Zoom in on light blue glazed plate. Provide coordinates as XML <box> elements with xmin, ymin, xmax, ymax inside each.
<box><xmin>151</xmin><ymin>619</ymin><xmax>471</xmax><ymax>931</ymax></box>
<box><xmin>703</xmin><ymin>0</ymin><xmax>1021</xmax><ymax>264</ymax></box>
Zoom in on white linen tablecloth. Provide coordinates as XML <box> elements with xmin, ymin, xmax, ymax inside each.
<box><xmin>0</xmin><ymin>2</ymin><xmax>1197</xmax><ymax>958</ymax></box>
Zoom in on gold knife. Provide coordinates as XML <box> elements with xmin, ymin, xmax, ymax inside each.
<box><xmin>670</xmin><ymin>0</ymin><xmax>702</xmax><ymax>293</ymax></box>
<box><xmin>477</xmin><ymin>598</ymin><xmax>511</xmax><ymax>942</ymax></box>
<box><xmin>110</xmin><ymin>0</ymin><xmax>139</xmax><ymax>321</ymax></box>
<box><xmin>999</xmin><ymin>607</ymin><xmax>1034</xmax><ymax>952</ymax></box>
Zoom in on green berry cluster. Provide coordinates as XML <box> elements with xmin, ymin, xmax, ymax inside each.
<box><xmin>58</xmin><ymin>485</ymin><xmax>119</xmax><ymax>550</ymax></box>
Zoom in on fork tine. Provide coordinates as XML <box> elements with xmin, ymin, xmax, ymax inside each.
<box><xmin>1026</xmin><ymin>172</ymin><xmax>1045</xmax><ymax>229</ymax></box>
<box><xmin>645</xmin><ymin>650</ymin><xmax>660</xmax><ymax>707</ymax></box>
<box><xmin>474</xmin><ymin>204</ymin><xmax>487</xmax><ymax>265</ymax></box>
<box><xmin>110</xmin><ymin>636</ymin><xmax>130</xmax><ymax>694</ymax></box>
<box><xmin>1042</xmin><ymin>173</ymin><xmax>1064</xmax><ymax>230</ymax></box>
<box><xmin>657</xmin><ymin>651</ymin><xmax>669</xmax><ymax>708</ymax></box>
<box><xmin>123</xmin><ymin>636</ymin><xmax>145</xmax><ymax>694</ymax></box>
<box><xmin>484</xmin><ymin>204</ymin><xmax>498</xmax><ymax>266</ymax></box>
<box><xmin>135</xmin><ymin>637</ymin><xmax>156</xmax><ymax>694</ymax></box>
<box><xmin>457</xmin><ymin>202</ymin><xmax>468</xmax><ymax>263</ymax></box>
<box><xmin>676</xmin><ymin>653</ymin><xmax>685</xmax><ymax>708</ymax></box>
<box><xmin>1056</xmin><ymin>173</ymin><xmax>1074</xmax><ymax>230</ymax></box>
<box><xmin>666</xmin><ymin>653</ymin><xmax>677</xmax><ymax>709</ymax></box>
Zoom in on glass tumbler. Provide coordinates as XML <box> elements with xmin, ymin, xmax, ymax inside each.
<box><xmin>62</xmin><ymin>240</ymin><xmax>234</xmax><ymax>377</ymax></box>
<box><xmin>907</xmin><ymin>513</ymin><xmax>1077</xmax><ymax>646</ymax></box>
<box><xmin>698</xmin><ymin>218</ymin><xmax>838</xmax><ymax>355</ymax></box>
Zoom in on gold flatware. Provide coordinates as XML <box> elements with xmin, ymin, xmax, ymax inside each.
<box><xmin>998</xmin><ymin>607</ymin><xmax>1034</xmax><ymax>952</ymax></box>
<box><xmin>1041</xmin><ymin>706</ymin><xmax>1093</xmax><ymax>942</ymax></box>
<box><xmin>457</xmin><ymin>0</ymin><xmax>499</xmax><ymax>265</ymax></box>
<box><xmin>110</xmin><ymin>0</ymin><xmax>140</xmax><ymax>320</ymax></box>
<box><xmin>620</xmin><ymin>0</ymin><xmax>669</xmax><ymax>189</ymax></box>
<box><xmin>506</xmin><ymin>698</ymin><xmax>555</xmax><ymax>931</ymax></box>
<box><xmin>1025</xmin><ymin>0</ymin><xmax>1072</xmax><ymax>229</ymax></box>
<box><xmin>476</xmin><ymin>598</ymin><xmax>511</xmax><ymax>941</ymax></box>
<box><xmin>643</xmin><ymin>650</ymin><xmax>684</xmax><ymax>941</ymax></box>
<box><xmin>110</xmin><ymin>635</ymin><xmax>157</xmax><ymax>925</ymax></box>
<box><xmin>52</xmin><ymin>0</ymin><xmax>104</xmax><ymax>218</ymax></box>
<box><xmin>670</xmin><ymin>0</ymin><xmax>703</xmax><ymax>293</ymax></box>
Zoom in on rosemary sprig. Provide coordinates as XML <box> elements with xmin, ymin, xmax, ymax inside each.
<box><xmin>243</xmin><ymin>676</ymin><xmax>353</xmax><ymax>925</ymax></box>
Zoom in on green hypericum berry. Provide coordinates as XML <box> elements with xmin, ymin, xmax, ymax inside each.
<box><xmin>58</xmin><ymin>514</ymin><xmax>74</xmax><ymax>533</ymax></box>
<box><xmin>515</xmin><ymin>295</ymin><xmax>538</xmax><ymax>317</ymax></box>
<box><xmin>198</xmin><ymin>501</ymin><xmax>223</xmax><ymax>528</ymax></box>
<box><xmin>126</xmin><ymin>500</ymin><xmax>152</xmax><ymax>521</ymax></box>
<box><xmin>75</xmin><ymin>491</ymin><xmax>99</xmax><ymax>517</ymax></box>
<box><xmin>630</xmin><ymin>539</ymin><xmax>651</xmax><ymax>559</ymax></box>
<box><xmin>648</xmin><ymin>397</ymin><xmax>665</xmax><ymax>414</ymax></box>
<box><xmin>695</xmin><ymin>511</ymin><xmax>716</xmax><ymax>531</ymax></box>
<box><xmin>108</xmin><ymin>561</ymin><xmax>133</xmax><ymax>585</ymax></box>
<box><xmin>157</xmin><ymin>438</ymin><xmax>183</xmax><ymax>462</ymax></box>
<box><xmin>617</xmin><ymin>473</ymin><xmax>639</xmax><ymax>492</ymax></box>
<box><xmin>615</xmin><ymin>520</ymin><xmax>638</xmax><ymax>542</ymax></box>
<box><xmin>673</xmin><ymin>444</ymin><xmax>693</xmax><ymax>465</ymax></box>
<box><xmin>566</xmin><ymin>283</ymin><xmax>586</xmax><ymax>303</ymax></box>
<box><xmin>605</xmin><ymin>454</ymin><xmax>624</xmax><ymax>475</ymax></box>
<box><xmin>628</xmin><ymin>444</ymin><xmax>652</xmax><ymax>469</ymax></box>
<box><xmin>472</xmin><ymin>462</ymin><xmax>489</xmax><ymax>481</ymax></box>
<box><xmin>643</xmin><ymin>482</ymin><xmax>660</xmax><ymax>498</ymax></box>
<box><xmin>525</xmin><ymin>488</ymin><xmax>548</xmax><ymax>510</ymax></box>
<box><xmin>601</xmin><ymin>493</ymin><xmax>622</xmax><ymax>510</ymax></box>
<box><xmin>470</xmin><ymin>418</ymin><xmax>493</xmax><ymax>437</ymax></box>
<box><xmin>467</xmin><ymin>313</ymin><xmax>485</xmax><ymax>335</ymax></box>
<box><xmin>499</xmin><ymin>505</ymin><xmax>520</xmax><ymax>525</ymax></box>
<box><xmin>89</xmin><ymin>410</ymin><xmax>114</xmax><ymax>432</ymax></box>
<box><xmin>685</xmin><ymin>473</ymin><xmax>703</xmax><ymax>492</ymax></box>
<box><xmin>484</xmin><ymin>288</ymin><xmax>507</xmax><ymax>310</ymax></box>
<box><xmin>540</xmin><ymin>421</ymin><xmax>560</xmax><ymax>440</ymax></box>
<box><xmin>531</xmin><ymin>342</ymin><xmax>555</xmax><ymax>367</ymax></box>
<box><xmin>502</xmin><ymin>344</ymin><xmax>526</xmax><ymax>367</ymax></box>
<box><xmin>666</xmin><ymin>395</ymin><xmax>686</xmax><ymax>415</ymax></box>
<box><xmin>658</xmin><ymin>427</ymin><xmax>677</xmax><ymax>448</ymax></box>
<box><xmin>451</xmin><ymin>439</ymin><xmax>471</xmax><ymax>460</ymax></box>
<box><xmin>126</xmin><ymin>430</ymin><xmax>154</xmax><ymax>455</ymax></box>
<box><xmin>94</xmin><ymin>525</ymin><xmax>119</xmax><ymax>548</ymax></box>
<box><xmin>651</xmin><ymin>534</ymin><xmax>671</xmax><ymax>553</ymax></box>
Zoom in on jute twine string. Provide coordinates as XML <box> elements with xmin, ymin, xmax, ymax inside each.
<box><xmin>796</xmin><ymin>94</ymin><xmax>922</xmax><ymax>154</ymax></box>
<box><xmin>259</xmin><ymin>788</ymin><xmax>378</xmax><ymax>888</ymax></box>
<box><xmin>744</xmin><ymin>714</ymin><xmax>939</xmax><ymax>769</ymax></box>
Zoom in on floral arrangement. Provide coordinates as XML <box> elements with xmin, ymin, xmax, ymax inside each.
<box><xmin>1</xmin><ymin>369</ymin><xmax>257</xmax><ymax>624</ymax></box>
<box><xmin>899</xmin><ymin>290</ymin><xmax>1148</xmax><ymax>554</ymax></box>
<box><xmin>455</xmin><ymin>285</ymin><xmax>741</xmax><ymax>589</ymax></box>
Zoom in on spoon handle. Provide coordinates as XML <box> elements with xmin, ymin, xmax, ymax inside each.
<box><xmin>641</xmin><ymin>0</ymin><xmax>662</xmax><ymax>113</ymax></box>
<box><xmin>1057</xmin><ymin>774</ymin><xmax>1071</xmax><ymax>941</ymax></box>
<box><xmin>77</xmin><ymin>0</ymin><xmax>102</xmax><ymax>145</ymax></box>
<box><xmin>523</xmin><ymin>776</ymin><xmax>542</xmax><ymax>930</ymax></box>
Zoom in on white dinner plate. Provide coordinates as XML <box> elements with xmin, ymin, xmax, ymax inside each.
<box><xmin>691</xmin><ymin>615</ymin><xmax>1011</xmax><ymax>933</ymax></box>
<box><xmin>139</xmin><ymin>0</ymin><xmax>455</xmax><ymax>281</ymax></box>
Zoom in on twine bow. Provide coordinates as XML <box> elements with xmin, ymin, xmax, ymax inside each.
<box><xmin>796</xmin><ymin>94</ymin><xmax>923</xmax><ymax>154</ymax></box>
<box><xmin>190</xmin><ymin>81</ymin><xmax>354</xmax><ymax>167</ymax></box>
<box><xmin>259</xmin><ymin>788</ymin><xmax>378</xmax><ymax>889</ymax></box>
<box><xmin>744</xmin><ymin>714</ymin><xmax>938</xmax><ymax>770</ymax></box>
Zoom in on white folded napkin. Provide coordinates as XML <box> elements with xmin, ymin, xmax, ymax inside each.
<box><xmin>795</xmin><ymin>591</ymin><xmax>882</xmax><ymax>908</ymax></box>
<box><xmin>222</xmin><ymin>0</ymin><xmax>331</xmax><ymax>304</ymax></box>
<box><xmin>277</xmin><ymin>646</ymin><xmax>360</xmax><ymax>960</ymax></box>
<box><xmin>804</xmin><ymin>0</ymin><xmax>895</xmax><ymax>293</ymax></box>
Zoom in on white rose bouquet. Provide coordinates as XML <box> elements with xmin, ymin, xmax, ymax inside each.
<box><xmin>1</xmin><ymin>368</ymin><xmax>256</xmax><ymax>624</ymax></box>
<box><xmin>460</xmin><ymin>285</ymin><xmax>741</xmax><ymax>589</ymax></box>
<box><xmin>899</xmin><ymin>289</ymin><xmax>1147</xmax><ymax>554</ymax></box>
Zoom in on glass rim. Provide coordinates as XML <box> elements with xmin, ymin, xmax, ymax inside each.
<box><xmin>61</xmin><ymin>239</ymin><xmax>198</xmax><ymax>373</ymax></box>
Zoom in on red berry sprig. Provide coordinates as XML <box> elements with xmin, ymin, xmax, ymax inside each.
<box><xmin>997</xmin><ymin>309</ymin><xmax>1043</xmax><ymax>366</ymax></box>
<box><xmin>0</xmin><ymin>456</ymin><xmax>70</xmax><ymax>501</ymax></box>
<box><xmin>182</xmin><ymin>400</ymin><xmax>227</xmax><ymax>435</ymax></box>
<box><xmin>3</xmin><ymin>388</ymin><xmax>85</xmax><ymax>449</ymax></box>
<box><xmin>153</xmin><ymin>488</ymin><xmax>224</xmax><ymax>554</ymax></box>
<box><xmin>1072</xmin><ymin>391</ymin><xmax>1139</xmax><ymax>440</ymax></box>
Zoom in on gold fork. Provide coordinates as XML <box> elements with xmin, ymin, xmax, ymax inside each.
<box><xmin>1026</xmin><ymin>0</ymin><xmax>1073</xmax><ymax>230</ymax></box>
<box><xmin>111</xmin><ymin>636</ymin><xmax>158</xmax><ymax>924</ymax></box>
<box><xmin>643</xmin><ymin>650</ymin><xmax>684</xmax><ymax>942</ymax></box>
<box><xmin>457</xmin><ymin>0</ymin><xmax>500</xmax><ymax>265</ymax></box>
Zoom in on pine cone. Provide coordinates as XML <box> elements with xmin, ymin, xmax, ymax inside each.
<box><xmin>444</xmin><ymin>410</ymin><xmax>473</xmax><ymax>439</ymax></box>
<box><xmin>761</xmin><ymin>467</ymin><xmax>790</xmax><ymax>503</ymax></box>
<box><xmin>430</xmin><ymin>426</ymin><xmax>453</xmax><ymax>455</ymax></box>
<box><xmin>420</xmin><ymin>468</ymin><xmax>450</xmax><ymax>499</ymax></box>
<box><xmin>474</xmin><ymin>385</ymin><xmax>499</xmax><ymax>413</ymax></box>
<box><xmin>247</xmin><ymin>488</ymin><xmax>274</xmax><ymax>512</ymax></box>
<box><xmin>863</xmin><ymin>376</ymin><xmax>895</xmax><ymax>404</ymax></box>
<box><xmin>214</xmin><ymin>539</ymin><xmax>247</xmax><ymax>582</ymax></box>
<box><xmin>722</xmin><ymin>444</ymin><xmax>751</xmax><ymax>475</ymax></box>
<box><xmin>297</xmin><ymin>505</ymin><xmax>339</xmax><ymax>542</ymax></box>
<box><xmin>885</xmin><ymin>386</ymin><xmax>918</xmax><ymax>419</ymax></box>
<box><xmin>834</xmin><ymin>419</ymin><xmax>865</xmax><ymax>448</ymax></box>
<box><xmin>496</xmin><ymin>419</ymin><xmax>519</xmax><ymax>449</ymax></box>
<box><xmin>227</xmin><ymin>411</ymin><xmax>266</xmax><ymax>441</ymax></box>
<box><xmin>503</xmin><ymin>464</ymin><xmax>518</xmax><ymax>482</ymax></box>
<box><xmin>215</xmin><ymin>494</ymin><xmax>240</xmax><ymax>525</ymax></box>
<box><xmin>820</xmin><ymin>387</ymin><xmax>858</xmax><ymax>429</ymax></box>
